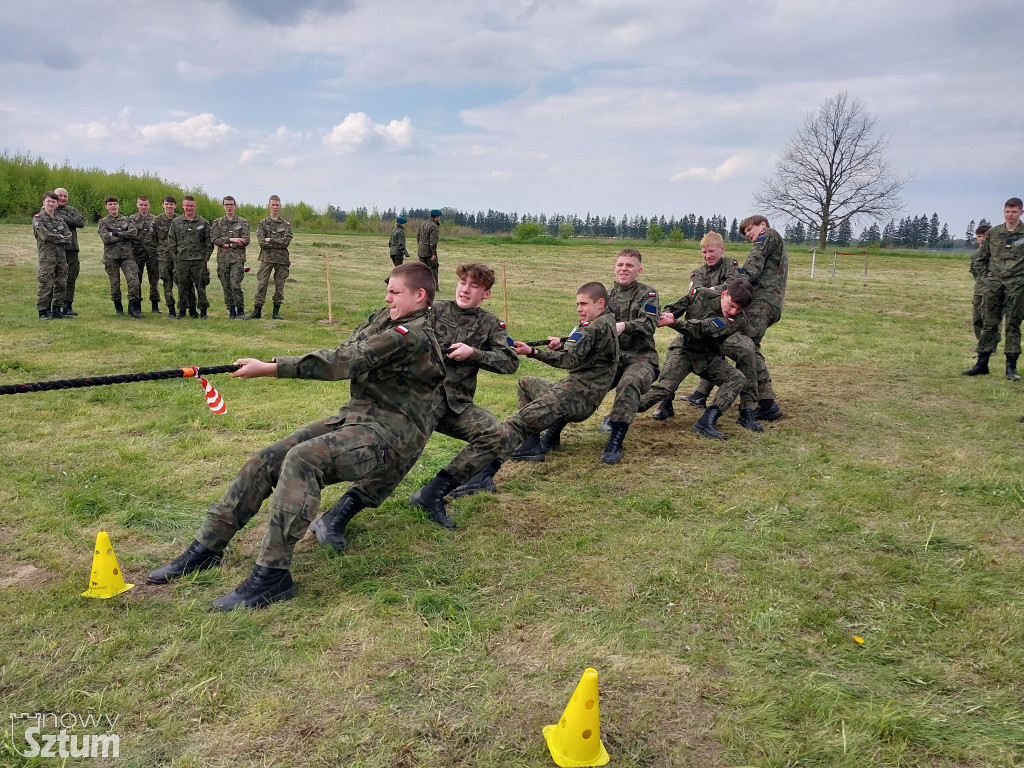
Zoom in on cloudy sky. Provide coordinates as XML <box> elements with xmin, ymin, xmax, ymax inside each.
<box><xmin>1</xmin><ymin>0</ymin><xmax>1020</xmax><ymax>231</ymax></box>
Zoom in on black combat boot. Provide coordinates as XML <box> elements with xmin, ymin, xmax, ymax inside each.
<box><xmin>113</xmin><ymin>299</ymin><xmax>124</xmax><ymax>315</ymax></box>
<box><xmin>600</xmin><ymin>421</ymin><xmax>629</xmax><ymax>464</ymax></box>
<box><xmin>151</xmin><ymin>300</ymin><xmax>161</xmax><ymax>314</ymax></box>
<box><xmin>62</xmin><ymin>301</ymin><xmax>78</xmax><ymax>317</ymax></box>
<box><xmin>247</xmin><ymin>305</ymin><xmax>263</xmax><ymax>319</ymax></box>
<box><xmin>539</xmin><ymin>420</ymin><xmax>567</xmax><ymax>453</ymax></box>
<box><xmin>188</xmin><ymin>308</ymin><xmax>199</xmax><ymax>318</ymax></box>
<box><xmin>409</xmin><ymin>470</ymin><xmax>457</xmax><ymax>529</ymax></box>
<box><xmin>962</xmin><ymin>352</ymin><xmax>991</xmax><ymax>376</ymax></box>
<box><xmin>199</xmin><ymin>308</ymin><xmax>208</xmax><ymax>319</ymax></box>
<box><xmin>599</xmin><ymin>415</ymin><xmax>612</xmax><ymax>433</ymax></box>
<box><xmin>272</xmin><ymin>303</ymin><xmax>283</xmax><ymax>320</ymax></box>
<box><xmin>39</xmin><ymin>308</ymin><xmax>52</xmax><ymax>320</ymax></box>
<box><xmin>166</xmin><ymin>299</ymin><xmax>176</xmax><ymax>318</ymax></box>
<box><xmin>127</xmin><ymin>299</ymin><xmax>144</xmax><ymax>319</ymax></box>
<box><xmin>309</xmin><ymin>493</ymin><xmax>367</xmax><ymax>553</ymax></box>
<box><xmin>228</xmin><ymin>306</ymin><xmax>237</xmax><ymax>319</ymax></box>
<box><xmin>753</xmin><ymin>398</ymin><xmax>784</xmax><ymax>421</ymax></box>
<box><xmin>450</xmin><ymin>460</ymin><xmax>503</xmax><ymax>498</ymax></box>
<box><xmin>210</xmin><ymin>565</ymin><xmax>295</xmax><ymax>611</ymax></box>
<box><xmin>682</xmin><ymin>389</ymin><xmax>707</xmax><ymax>408</ymax></box>
<box><xmin>693</xmin><ymin>406</ymin><xmax>727</xmax><ymax>440</ymax></box>
<box><xmin>51</xmin><ymin>304</ymin><xmax>65</xmax><ymax>319</ymax></box>
<box><xmin>652</xmin><ymin>397</ymin><xmax>675</xmax><ymax>421</ymax></box>
<box><xmin>147</xmin><ymin>540</ymin><xmax>223</xmax><ymax>584</ymax></box>
<box><xmin>235</xmin><ymin>306</ymin><xmax>245</xmax><ymax>319</ymax></box>
<box><xmin>510</xmin><ymin>432</ymin><xmax>546</xmax><ymax>462</ymax></box>
<box><xmin>1007</xmin><ymin>354</ymin><xmax>1020</xmax><ymax>382</ymax></box>
<box><xmin>737</xmin><ymin>409</ymin><xmax>764</xmax><ymax>432</ymax></box>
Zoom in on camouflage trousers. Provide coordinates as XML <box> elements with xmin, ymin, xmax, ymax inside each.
<box><xmin>65</xmin><ymin>249</ymin><xmax>80</xmax><ymax>303</ymax></box>
<box><xmin>37</xmin><ymin>250</ymin><xmax>68</xmax><ymax>311</ymax></box>
<box><xmin>254</xmin><ymin>261</ymin><xmax>290</xmax><ymax>307</ymax></box>
<box><xmin>739</xmin><ymin>299</ymin><xmax>781</xmax><ymax>401</ymax></box>
<box><xmin>973</xmin><ymin>277</ymin><xmax>1001</xmax><ymax>349</ymax></box>
<box><xmin>979</xmin><ymin>279</ymin><xmax>1024</xmax><ymax>355</ymax></box>
<box><xmin>134</xmin><ymin>250</ymin><xmax>160</xmax><ymax>302</ymax></box>
<box><xmin>501</xmin><ymin>375</ymin><xmax>605</xmax><ymax>457</ymax></box>
<box><xmin>104</xmin><ymin>257</ymin><xmax>141</xmax><ymax>302</ymax></box>
<box><xmin>608</xmin><ymin>359</ymin><xmax>656</xmax><ymax>425</ymax></box>
<box><xmin>691</xmin><ymin>333</ymin><xmax>759</xmax><ymax>408</ymax></box>
<box><xmin>419</xmin><ymin>255</ymin><xmax>439</xmax><ymax>290</ymax></box>
<box><xmin>159</xmin><ymin>258</ymin><xmax>177</xmax><ymax>308</ymax></box>
<box><xmin>174</xmin><ymin>259</ymin><xmax>209</xmax><ymax>312</ymax></box>
<box><xmin>390</xmin><ymin>254</ymin><xmax>405</xmax><ymax>267</ymax></box>
<box><xmin>196</xmin><ymin>417</ymin><xmax>392</xmax><ymax>569</ymax></box>
<box><xmin>217</xmin><ymin>259</ymin><xmax>246</xmax><ymax>310</ymax></box>
<box><xmin>641</xmin><ymin>346</ymin><xmax>746</xmax><ymax>413</ymax></box>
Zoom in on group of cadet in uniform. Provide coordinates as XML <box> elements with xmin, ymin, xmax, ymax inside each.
<box><xmin>33</xmin><ymin>191</ymin><xmax>294</xmax><ymax>321</ymax></box>
<box><xmin>389</xmin><ymin>208</ymin><xmax>443</xmax><ymax>289</ymax></box>
<box><xmin>145</xmin><ymin>215</ymin><xmax>789</xmax><ymax>611</ymax></box>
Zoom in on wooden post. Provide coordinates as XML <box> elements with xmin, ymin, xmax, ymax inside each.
<box><xmin>502</xmin><ymin>264</ymin><xmax>509</xmax><ymax>327</ymax></box>
<box><xmin>863</xmin><ymin>250</ymin><xmax>869</xmax><ymax>277</ymax></box>
<box><xmin>324</xmin><ymin>245</ymin><xmax>333</xmax><ymax>324</ymax></box>
<box><xmin>810</xmin><ymin>248</ymin><xmax>816</xmax><ymax>278</ymax></box>
<box><xmin>831</xmin><ymin>251</ymin><xmax>838</xmax><ymax>278</ymax></box>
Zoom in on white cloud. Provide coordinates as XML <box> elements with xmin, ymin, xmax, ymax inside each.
<box><xmin>672</xmin><ymin>152</ymin><xmax>760</xmax><ymax>183</ymax></box>
<box><xmin>138</xmin><ymin>113</ymin><xmax>234</xmax><ymax>148</ymax></box>
<box><xmin>323</xmin><ymin>113</ymin><xmax>415</xmax><ymax>154</ymax></box>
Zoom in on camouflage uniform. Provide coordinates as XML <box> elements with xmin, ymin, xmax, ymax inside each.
<box><xmin>33</xmin><ymin>208</ymin><xmax>71</xmax><ymax>311</ymax></box>
<box><xmin>211</xmin><ymin>214</ymin><xmax>250</xmax><ymax>311</ymax></box>
<box><xmin>976</xmin><ymin>223</ymin><xmax>1024</xmax><ymax>355</ymax></box>
<box><xmin>195</xmin><ymin>307</ymin><xmax>446</xmax><ymax>568</ymax></box>
<box><xmin>607</xmin><ymin>280</ymin><xmax>660</xmax><ymax>424</ymax></box>
<box><xmin>54</xmin><ymin>204</ymin><xmax>85</xmax><ymax>304</ymax></box>
<box><xmin>689</xmin><ymin>257</ymin><xmax>759</xmax><ymax>401</ymax></box>
<box><xmin>641</xmin><ymin>288</ymin><xmax>750</xmax><ymax>412</ymax></box>
<box><xmin>168</xmin><ymin>215</ymin><xmax>214</xmax><ymax>313</ymax></box>
<box><xmin>389</xmin><ymin>222</ymin><xmax>411</xmax><ymax>266</ymax></box>
<box><xmin>417</xmin><ymin>219</ymin><xmax>440</xmax><ymax>288</ymax></box>
<box><xmin>128</xmin><ymin>212</ymin><xmax>160</xmax><ymax>304</ymax></box>
<box><xmin>97</xmin><ymin>214</ymin><xmax>141</xmax><ymax>302</ymax></box>
<box><xmin>253</xmin><ymin>215</ymin><xmax>293</xmax><ymax>309</ymax></box>
<box><xmin>153</xmin><ymin>213</ymin><xmax>179</xmax><ymax>310</ymax></box>
<box><xmin>741</xmin><ymin>227</ymin><xmax>788</xmax><ymax>402</ymax></box>
<box><xmin>970</xmin><ymin>240</ymin><xmax>1000</xmax><ymax>349</ymax></box>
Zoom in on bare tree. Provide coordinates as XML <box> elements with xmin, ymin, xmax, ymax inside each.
<box><xmin>754</xmin><ymin>92</ymin><xmax>910</xmax><ymax>250</ymax></box>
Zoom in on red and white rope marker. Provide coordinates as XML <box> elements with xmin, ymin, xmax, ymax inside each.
<box><xmin>191</xmin><ymin>367</ymin><xmax>228</xmax><ymax>414</ymax></box>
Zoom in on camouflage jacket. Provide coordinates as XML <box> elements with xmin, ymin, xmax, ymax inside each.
<box><xmin>607</xmin><ymin>280</ymin><xmax>659</xmax><ymax>367</ymax></box>
<box><xmin>273</xmin><ymin>307</ymin><xmax>446</xmax><ymax>454</ymax></box>
<box><xmin>33</xmin><ymin>209</ymin><xmax>72</xmax><ymax>259</ymax></box>
<box><xmin>153</xmin><ymin>213</ymin><xmax>178</xmax><ymax>260</ymax></box>
<box><xmin>690</xmin><ymin>256</ymin><xmax>743</xmax><ymax>291</ymax></box>
<box><xmin>531</xmin><ymin>310</ymin><xmax>619</xmax><ymax>409</ymax></box>
<box><xmin>55</xmin><ymin>205</ymin><xmax>85</xmax><ymax>251</ymax></box>
<box><xmin>417</xmin><ymin>219</ymin><xmax>439</xmax><ymax>259</ymax></box>
<box><xmin>389</xmin><ymin>224</ymin><xmax>410</xmax><ymax>260</ymax></box>
<box><xmin>167</xmin><ymin>215</ymin><xmax>214</xmax><ymax>261</ymax></box>
<box><xmin>257</xmin><ymin>216</ymin><xmax>293</xmax><ymax>265</ymax></box>
<box><xmin>127</xmin><ymin>212</ymin><xmax>157</xmax><ymax>256</ymax></box>
<box><xmin>976</xmin><ymin>223</ymin><xmax>1024</xmax><ymax>288</ymax></box>
<box><xmin>211</xmin><ymin>215</ymin><xmax>250</xmax><ymax>264</ymax></box>
<box><xmin>665</xmin><ymin>287</ymin><xmax>751</xmax><ymax>355</ymax></box>
<box><xmin>97</xmin><ymin>214</ymin><xmax>138</xmax><ymax>261</ymax></box>
<box><xmin>741</xmin><ymin>227</ymin><xmax>788</xmax><ymax>310</ymax></box>
<box><xmin>431</xmin><ymin>300</ymin><xmax>519</xmax><ymax>414</ymax></box>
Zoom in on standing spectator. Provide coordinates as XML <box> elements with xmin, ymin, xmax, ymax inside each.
<box><xmin>249</xmin><ymin>195</ymin><xmax>293</xmax><ymax>320</ymax></box>
<box><xmin>54</xmin><ymin>188</ymin><xmax>85</xmax><ymax>317</ymax></box>
<box><xmin>968</xmin><ymin>223</ymin><xmax>994</xmax><ymax>354</ymax></box>
<box><xmin>168</xmin><ymin>196</ymin><xmax>214</xmax><ymax>319</ymax></box>
<box><xmin>153</xmin><ymin>195</ymin><xmax>180</xmax><ymax>318</ymax></box>
<box><xmin>417</xmin><ymin>209</ymin><xmax>442</xmax><ymax>289</ymax></box>
<box><xmin>96</xmin><ymin>196</ymin><xmax>143</xmax><ymax>318</ymax></box>
<box><xmin>211</xmin><ymin>195</ymin><xmax>251</xmax><ymax>318</ymax></box>
<box><xmin>34</xmin><ymin>191</ymin><xmax>72</xmax><ymax>320</ymax></box>
<box><xmin>128</xmin><ymin>196</ymin><xmax>161</xmax><ymax>313</ymax></box>
<box><xmin>389</xmin><ymin>216</ymin><xmax>411</xmax><ymax>266</ymax></box>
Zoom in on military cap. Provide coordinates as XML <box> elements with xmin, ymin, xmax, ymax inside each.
<box><xmin>396</xmin><ymin>216</ymin><xmax>408</xmax><ymax>224</ymax></box>
<box><xmin>430</xmin><ymin>209</ymin><xmax>442</xmax><ymax>217</ymax></box>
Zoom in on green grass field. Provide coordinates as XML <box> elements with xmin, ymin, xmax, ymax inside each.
<box><xmin>0</xmin><ymin>225</ymin><xmax>1021</xmax><ymax>767</ymax></box>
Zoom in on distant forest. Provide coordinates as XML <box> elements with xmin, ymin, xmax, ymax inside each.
<box><xmin>2</xmin><ymin>152</ymin><xmax>977</xmax><ymax>248</ymax></box>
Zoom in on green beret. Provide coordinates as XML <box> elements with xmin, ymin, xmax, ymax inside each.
<box><xmin>430</xmin><ymin>209</ymin><xmax>442</xmax><ymax>217</ymax></box>
<box><xmin>396</xmin><ymin>216</ymin><xmax>407</xmax><ymax>224</ymax></box>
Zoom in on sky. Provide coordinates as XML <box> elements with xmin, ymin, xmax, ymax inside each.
<box><xmin>1</xmin><ymin>0</ymin><xmax>1020</xmax><ymax>233</ymax></box>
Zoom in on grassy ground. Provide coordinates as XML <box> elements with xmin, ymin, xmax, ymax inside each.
<box><xmin>0</xmin><ymin>225</ymin><xmax>1021</xmax><ymax>768</ymax></box>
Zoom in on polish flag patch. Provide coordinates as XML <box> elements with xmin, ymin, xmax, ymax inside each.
<box><xmin>648</xmin><ymin>291</ymin><xmax>657</xmax><ymax>298</ymax></box>
<box><xmin>396</xmin><ymin>325</ymin><xmax>409</xmax><ymax>335</ymax></box>
<box><xmin>499</xmin><ymin>321</ymin><xmax>506</xmax><ymax>328</ymax></box>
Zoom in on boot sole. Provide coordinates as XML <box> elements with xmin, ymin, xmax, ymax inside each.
<box><xmin>692</xmin><ymin>425</ymin><xmax>727</xmax><ymax>440</ymax></box>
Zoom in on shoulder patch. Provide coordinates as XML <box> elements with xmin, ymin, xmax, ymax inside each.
<box><xmin>506</xmin><ymin>336</ymin><xmax>515</xmax><ymax>348</ymax></box>
<box><xmin>648</xmin><ymin>291</ymin><xmax>657</xmax><ymax>298</ymax></box>
<box><xmin>567</xmin><ymin>330</ymin><xmax>584</xmax><ymax>342</ymax></box>
<box><xmin>395</xmin><ymin>325</ymin><xmax>409</xmax><ymax>335</ymax></box>
<box><xmin>709</xmin><ymin>317</ymin><xmax>726</xmax><ymax>329</ymax></box>
<box><xmin>689</xmin><ymin>270</ymin><xmax>696</xmax><ymax>278</ymax></box>
<box><xmin>754</xmin><ymin>234</ymin><xmax>766</xmax><ymax>243</ymax></box>
<box><xmin>580</xmin><ymin>320</ymin><xmax>590</xmax><ymax>327</ymax></box>
<box><xmin>732</xmin><ymin>259</ymin><xmax>739</xmax><ymax>265</ymax></box>
<box><xmin>690</xmin><ymin>287</ymin><xmax>697</xmax><ymax>295</ymax></box>
<box><xmin>644</xmin><ymin>303</ymin><xmax>658</xmax><ymax>316</ymax></box>
<box><xmin>499</xmin><ymin>320</ymin><xmax>506</xmax><ymax>328</ymax></box>
<box><xmin>737</xmin><ymin>267</ymin><xmax>747</xmax><ymax>275</ymax></box>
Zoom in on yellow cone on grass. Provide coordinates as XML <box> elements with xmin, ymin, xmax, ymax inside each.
<box><xmin>543</xmin><ymin>667</ymin><xmax>610</xmax><ymax>767</ymax></box>
<box><xmin>81</xmin><ymin>531</ymin><xmax>135</xmax><ymax>599</ymax></box>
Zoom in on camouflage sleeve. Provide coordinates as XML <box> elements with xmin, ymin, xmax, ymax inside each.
<box><xmin>623</xmin><ymin>289</ymin><xmax>659</xmax><ymax>338</ymax></box>
<box><xmin>969</xmin><ymin>244</ymin><xmax>984</xmax><ymax>279</ymax></box>
<box><xmin>664</xmin><ymin>291</ymin><xmax>695</xmax><ymax>319</ymax></box>
<box><xmin>35</xmin><ymin>216</ymin><xmax>71</xmax><ymax>244</ymax></box>
<box><xmin>64</xmin><ymin>206</ymin><xmax>86</xmax><ymax>228</ymax></box>
<box><xmin>261</xmin><ymin>219</ymin><xmax>292</xmax><ymax>248</ymax></box>
<box><xmin>97</xmin><ymin>219</ymin><xmax>119</xmax><ymax>245</ymax></box>
<box><xmin>400</xmin><ymin>230</ymin><xmax>410</xmax><ymax>259</ymax></box>
<box><xmin>741</xmin><ymin>228</ymin><xmax>782</xmax><ymax>284</ymax></box>
<box><xmin>274</xmin><ymin>325</ymin><xmax>417</xmax><ymax>382</ymax></box>
<box><xmin>469</xmin><ymin>317</ymin><xmax>520</xmax><ymax>375</ymax></box>
<box><xmin>429</xmin><ymin>224</ymin><xmax>439</xmax><ymax>256</ymax></box>
<box><xmin>122</xmin><ymin>220</ymin><xmax>139</xmax><ymax>242</ymax></box>
<box><xmin>681</xmin><ymin>316</ymin><xmax>742</xmax><ymax>340</ymax></box>
<box><xmin>202</xmin><ymin>221</ymin><xmax>214</xmax><ymax>259</ymax></box>
<box><xmin>240</xmin><ymin>218</ymin><xmax>250</xmax><ymax>246</ymax></box>
<box><xmin>167</xmin><ymin>221</ymin><xmax>179</xmax><ymax>255</ymax></box>
<box><xmin>533</xmin><ymin>323</ymin><xmax>601</xmax><ymax>370</ymax></box>
<box><xmin>975</xmin><ymin>234</ymin><xmax>992</xmax><ymax>277</ymax></box>
<box><xmin>211</xmin><ymin>219</ymin><xmax>230</xmax><ymax>247</ymax></box>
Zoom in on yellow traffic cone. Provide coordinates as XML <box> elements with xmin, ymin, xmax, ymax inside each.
<box><xmin>81</xmin><ymin>531</ymin><xmax>135</xmax><ymax>599</ymax></box>
<box><xmin>543</xmin><ymin>667</ymin><xmax>610</xmax><ymax>767</ymax></box>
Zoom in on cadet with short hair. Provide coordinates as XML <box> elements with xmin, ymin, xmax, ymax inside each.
<box><xmin>739</xmin><ymin>215</ymin><xmax>788</xmax><ymax>420</ymax></box>
<box><xmin>451</xmin><ymin>282</ymin><xmax>619</xmax><ymax>496</ymax></box>
<box><xmin>417</xmin><ymin>209</ymin><xmax>442</xmax><ymax>289</ymax></box>
<box><xmin>153</xmin><ymin>195</ymin><xmax>180</xmax><ymax>318</ymax></box>
<box><xmin>96</xmin><ymin>196</ymin><xmax>143</xmax><ymax>318</ymax></box>
<box><xmin>34</xmin><ymin>191</ymin><xmax>72</xmax><ymax>320</ymax></box>
<box><xmin>312</xmin><ymin>262</ymin><xmax>520</xmax><ymax>545</ymax></box>
<box><xmin>249</xmin><ymin>195</ymin><xmax>293</xmax><ymax>320</ymax></box>
<box><xmin>389</xmin><ymin>216</ymin><xmax>411</xmax><ymax>266</ymax></box>
<box><xmin>598</xmin><ymin>248</ymin><xmax>660</xmax><ymax>464</ymax></box>
<box><xmin>969</xmin><ymin>223</ymin><xmax>994</xmax><ymax>351</ymax></box>
<box><xmin>642</xmin><ymin>279</ymin><xmax>760</xmax><ymax>439</ymax></box>
<box><xmin>128</xmin><ymin>196</ymin><xmax>161</xmax><ymax>313</ymax></box>
<box><xmin>211</xmin><ymin>195</ymin><xmax>251</xmax><ymax>318</ymax></box>
<box><xmin>168</xmin><ymin>195</ymin><xmax>214</xmax><ymax>319</ymax></box>
<box><xmin>964</xmin><ymin>198</ymin><xmax>1024</xmax><ymax>380</ymax></box>
<box><xmin>54</xmin><ymin>188</ymin><xmax>85</xmax><ymax>317</ymax></box>
<box><xmin>147</xmin><ymin>262</ymin><xmax>446</xmax><ymax>611</ymax></box>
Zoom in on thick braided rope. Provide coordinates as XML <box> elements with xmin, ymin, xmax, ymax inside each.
<box><xmin>0</xmin><ymin>365</ymin><xmax>241</xmax><ymax>396</ymax></box>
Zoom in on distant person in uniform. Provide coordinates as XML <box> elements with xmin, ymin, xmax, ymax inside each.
<box><xmin>417</xmin><ymin>209</ymin><xmax>442</xmax><ymax>289</ymax></box>
<box><xmin>33</xmin><ymin>191</ymin><xmax>72</xmax><ymax>320</ymax></box>
<box><xmin>249</xmin><ymin>195</ymin><xmax>293</xmax><ymax>320</ymax></box>
<box><xmin>389</xmin><ymin>216</ymin><xmax>411</xmax><ymax>266</ymax></box>
<box><xmin>53</xmin><ymin>188</ymin><xmax>85</xmax><ymax>317</ymax></box>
